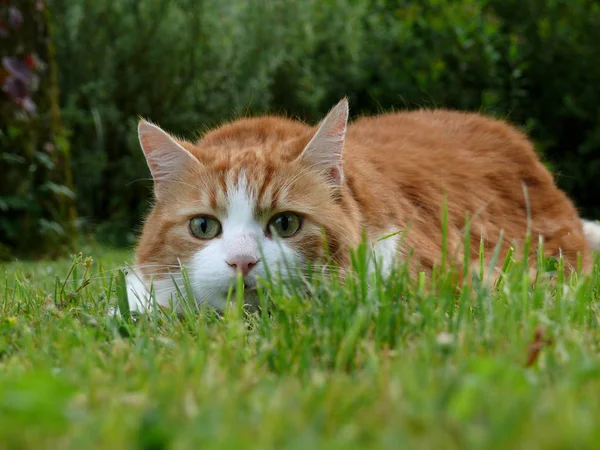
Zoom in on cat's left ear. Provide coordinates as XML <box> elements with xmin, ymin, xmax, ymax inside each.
<box><xmin>298</xmin><ymin>98</ymin><xmax>348</xmax><ymax>186</ymax></box>
<box><xmin>138</xmin><ymin>119</ymin><xmax>198</xmax><ymax>200</ymax></box>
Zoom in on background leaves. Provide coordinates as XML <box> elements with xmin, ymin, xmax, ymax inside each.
<box><xmin>3</xmin><ymin>0</ymin><xmax>600</xmax><ymax>252</ymax></box>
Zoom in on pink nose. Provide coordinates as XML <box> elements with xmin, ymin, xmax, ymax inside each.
<box><xmin>226</xmin><ymin>255</ymin><xmax>259</xmax><ymax>276</ymax></box>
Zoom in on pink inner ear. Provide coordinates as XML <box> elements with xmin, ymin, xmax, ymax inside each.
<box><xmin>329</xmin><ymin>167</ymin><xmax>341</xmax><ymax>183</ymax></box>
<box><xmin>326</xmin><ymin>111</ymin><xmax>347</xmax><ymax>143</ymax></box>
<box><xmin>140</xmin><ymin>134</ymin><xmax>167</xmax><ymax>173</ymax></box>
<box><xmin>331</xmin><ymin>119</ymin><xmax>346</xmax><ymax>137</ymax></box>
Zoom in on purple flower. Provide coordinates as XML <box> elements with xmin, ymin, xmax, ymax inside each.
<box><xmin>21</xmin><ymin>97</ymin><xmax>37</xmax><ymax>114</ymax></box>
<box><xmin>8</xmin><ymin>6</ymin><xmax>23</xmax><ymax>29</ymax></box>
<box><xmin>2</xmin><ymin>76</ymin><xmax>38</xmax><ymax>115</ymax></box>
<box><xmin>2</xmin><ymin>76</ymin><xmax>27</xmax><ymax>100</ymax></box>
<box><xmin>2</xmin><ymin>56</ymin><xmax>33</xmax><ymax>84</ymax></box>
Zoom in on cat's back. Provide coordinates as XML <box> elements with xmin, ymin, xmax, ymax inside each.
<box><xmin>344</xmin><ymin>108</ymin><xmax>551</xmax><ymax>207</ymax></box>
<box><xmin>347</xmin><ymin>109</ymin><xmax>540</xmax><ymax>168</ymax></box>
<box><xmin>344</xmin><ymin>108</ymin><xmax>590</xmax><ymax>271</ymax></box>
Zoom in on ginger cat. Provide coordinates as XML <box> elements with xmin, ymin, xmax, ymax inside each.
<box><xmin>125</xmin><ymin>99</ymin><xmax>597</xmax><ymax>312</ymax></box>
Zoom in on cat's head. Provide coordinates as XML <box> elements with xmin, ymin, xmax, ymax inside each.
<box><xmin>133</xmin><ymin>99</ymin><xmax>361</xmax><ymax>310</ymax></box>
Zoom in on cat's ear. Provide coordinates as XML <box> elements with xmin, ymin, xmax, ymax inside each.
<box><xmin>298</xmin><ymin>98</ymin><xmax>348</xmax><ymax>186</ymax></box>
<box><xmin>138</xmin><ymin>119</ymin><xmax>198</xmax><ymax>200</ymax></box>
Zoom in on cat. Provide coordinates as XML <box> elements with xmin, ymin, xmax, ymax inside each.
<box><xmin>124</xmin><ymin>98</ymin><xmax>599</xmax><ymax>312</ymax></box>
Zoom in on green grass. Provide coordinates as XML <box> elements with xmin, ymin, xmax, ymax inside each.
<box><xmin>1</xmin><ymin>241</ymin><xmax>600</xmax><ymax>450</ymax></box>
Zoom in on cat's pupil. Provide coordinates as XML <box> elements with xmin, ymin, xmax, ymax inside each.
<box><xmin>279</xmin><ymin>216</ymin><xmax>289</xmax><ymax>231</ymax></box>
<box><xmin>200</xmin><ymin>219</ymin><xmax>208</xmax><ymax>233</ymax></box>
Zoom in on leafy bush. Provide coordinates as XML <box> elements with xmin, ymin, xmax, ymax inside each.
<box><xmin>487</xmin><ymin>0</ymin><xmax>600</xmax><ymax>214</ymax></box>
<box><xmin>50</xmin><ymin>0</ymin><xmax>600</xmax><ymax>246</ymax></box>
<box><xmin>0</xmin><ymin>1</ymin><xmax>76</xmax><ymax>259</ymax></box>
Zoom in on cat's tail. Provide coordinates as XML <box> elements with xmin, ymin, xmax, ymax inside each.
<box><xmin>582</xmin><ymin>219</ymin><xmax>600</xmax><ymax>251</ymax></box>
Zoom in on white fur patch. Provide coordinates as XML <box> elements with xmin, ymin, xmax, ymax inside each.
<box><xmin>126</xmin><ymin>269</ymin><xmax>184</xmax><ymax>310</ymax></box>
<box><xmin>582</xmin><ymin>219</ymin><xmax>600</xmax><ymax>251</ymax></box>
<box><xmin>368</xmin><ymin>229</ymin><xmax>400</xmax><ymax>277</ymax></box>
<box><xmin>125</xmin><ymin>270</ymin><xmax>151</xmax><ymax>312</ymax></box>
<box><xmin>223</xmin><ymin>174</ymin><xmax>262</xmax><ymax>236</ymax></box>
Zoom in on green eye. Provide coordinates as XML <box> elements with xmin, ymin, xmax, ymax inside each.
<box><xmin>268</xmin><ymin>212</ymin><xmax>302</xmax><ymax>238</ymax></box>
<box><xmin>189</xmin><ymin>216</ymin><xmax>221</xmax><ymax>239</ymax></box>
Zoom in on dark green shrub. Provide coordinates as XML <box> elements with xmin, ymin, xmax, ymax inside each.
<box><xmin>0</xmin><ymin>1</ymin><xmax>76</xmax><ymax>259</ymax></box>
<box><xmin>487</xmin><ymin>0</ymin><xmax>600</xmax><ymax>215</ymax></box>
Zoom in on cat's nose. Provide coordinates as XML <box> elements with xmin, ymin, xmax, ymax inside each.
<box><xmin>226</xmin><ymin>255</ymin><xmax>259</xmax><ymax>276</ymax></box>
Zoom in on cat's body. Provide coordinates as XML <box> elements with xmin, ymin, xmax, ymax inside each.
<box><xmin>125</xmin><ymin>100</ymin><xmax>595</xmax><ymax>312</ymax></box>
<box><xmin>342</xmin><ymin>110</ymin><xmax>592</xmax><ymax>274</ymax></box>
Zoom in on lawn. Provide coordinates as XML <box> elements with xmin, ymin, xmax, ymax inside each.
<box><xmin>1</xmin><ymin>242</ymin><xmax>600</xmax><ymax>449</ymax></box>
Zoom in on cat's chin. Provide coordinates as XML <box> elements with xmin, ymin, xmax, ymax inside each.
<box><xmin>222</xmin><ymin>289</ymin><xmax>261</xmax><ymax>313</ymax></box>
<box><xmin>121</xmin><ymin>269</ymin><xmax>262</xmax><ymax>314</ymax></box>
<box><xmin>192</xmin><ymin>289</ymin><xmax>260</xmax><ymax>312</ymax></box>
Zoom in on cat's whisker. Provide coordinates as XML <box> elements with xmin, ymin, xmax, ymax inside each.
<box><xmin>277</xmin><ymin>166</ymin><xmax>312</xmax><ymax>190</ymax></box>
<box><xmin>273</xmin><ymin>166</ymin><xmax>316</xmax><ymax>201</ymax></box>
<box><xmin>79</xmin><ymin>264</ymin><xmax>183</xmax><ymax>280</ymax></box>
<box><xmin>162</xmin><ymin>178</ymin><xmax>202</xmax><ymax>192</ymax></box>
<box><xmin>130</xmin><ymin>263</ymin><xmax>183</xmax><ymax>269</ymax></box>
<box><xmin>135</xmin><ymin>271</ymin><xmax>185</xmax><ymax>277</ymax></box>
<box><xmin>125</xmin><ymin>177</ymin><xmax>154</xmax><ymax>187</ymax></box>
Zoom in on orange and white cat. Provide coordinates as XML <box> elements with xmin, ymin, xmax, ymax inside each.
<box><xmin>124</xmin><ymin>99</ymin><xmax>599</xmax><ymax>312</ymax></box>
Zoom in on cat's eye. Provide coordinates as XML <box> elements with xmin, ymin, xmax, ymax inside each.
<box><xmin>268</xmin><ymin>212</ymin><xmax>302</xmax><ymax>238</ymax></box>
<box><xmin>189</xmin><ymin>216</ymin><xmax>222</xmax><ymax>239</ymax></box>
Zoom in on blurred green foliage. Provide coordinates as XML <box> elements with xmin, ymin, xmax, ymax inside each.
<box><xmin>0</xmin><ymin>1</ymin><xmax>77</xmax><ymax>259</ymax></box>
<box><xmin>49</xmin><ymin>0</ymin><xmax>600</xmax><ymax>246</ymax></box>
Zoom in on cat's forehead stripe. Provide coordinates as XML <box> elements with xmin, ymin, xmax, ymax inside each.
<box><xmin>221</xmin><ymin>173</ymin><xmax>266</xmax><ymax>236</ymax></box>
<box><xmin>176</xmin><ymin>170</ymin><xmax>286</xmax><ymax>219</ymax></box>
<box><xmin>208</xmin><ymin>184</ymin><xmax>218</xmax><ymax>210</ymax></box>
<box><xmin>225</xmin><ymin>170</ymin><xmax>283</xmax><ymax>216</ymax></box>
<box><xmin>257</xmin><ymin>184</ymin><xmax>277</xmax><ymax>213</ymax></box>
<box><xmin>225</xmin><ymin>173</ymin><xmax>254</xmax><ymax>220</ymax></box>
<box><xmin>256</xmin><ymin>165</ymin><xmax>274</xmax><ymax>205</ymax></box>
<box><xmin>226</xmin><ymin>174</ymin><xmax>251</xmax><ymax>205</ymax></box>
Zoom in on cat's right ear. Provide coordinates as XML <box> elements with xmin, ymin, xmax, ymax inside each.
<box><xmin>138</xmin><ymin>120</ymin><xmax>198</xmax><ymax>200</ymax></box>
<box><xmin>298</xmin><ymin>98</ymin><xmax>348</xmax><ymax>188</ymax></box>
